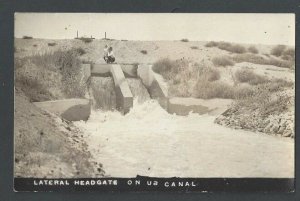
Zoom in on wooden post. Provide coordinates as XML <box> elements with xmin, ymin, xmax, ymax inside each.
<box><xmin>105</xmin><ymin>32</ymin><xmax>106</xmax><ymax>39</ymax></box>
<box><xmin>77</xmin><ymin>30</ymin><xmax>78</xmax><ymax>38</ymax></box>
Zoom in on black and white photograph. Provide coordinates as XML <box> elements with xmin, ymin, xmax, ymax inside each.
<box><xmin>13</xmin><ymin>13</ymin><xmax>295</xmax><ymax>192</ymax></box>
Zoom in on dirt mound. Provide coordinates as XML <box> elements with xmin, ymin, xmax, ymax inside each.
<box><xmin>14</xmin><ymin>90</ymin><xmax>104</xmax><ymax>178</ymax></box>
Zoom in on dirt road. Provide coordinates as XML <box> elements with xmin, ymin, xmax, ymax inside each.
<box><xmin>75</xmin><ymin>100</ymin><xmax>294</xmax><ymax>178</ymax></box>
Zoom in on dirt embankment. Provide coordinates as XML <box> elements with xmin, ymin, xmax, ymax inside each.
<box><xmin>215</xmin><ymin>92</ymin><xmax>294</xmax><ymax>138</ymax></box>
<box><xmin>14</xmin><ymin>90</ymin><xmax>104</xmax><ymax>178</ymax></box>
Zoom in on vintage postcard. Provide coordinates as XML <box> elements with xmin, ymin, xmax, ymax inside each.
<box><xmin>14</xmin><ymin>13</ymin><xmax>295</xmax><ymax>192</ymax></box>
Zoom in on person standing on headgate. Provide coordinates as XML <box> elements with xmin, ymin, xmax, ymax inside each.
<box><xmin>107</xmin><ymin>47</ymin><xmax>115</xmax><ymax>63</ymax></box>
<box><xmin>103</xmin><ymin>44</ymin><xmax>109</xmax><ymax>62</ymax></box>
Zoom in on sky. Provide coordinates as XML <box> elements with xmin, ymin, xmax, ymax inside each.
<box><xmin>15</xmin><ymin>13</ymin><xmax>295</xmax><ymax>45</ymax></box>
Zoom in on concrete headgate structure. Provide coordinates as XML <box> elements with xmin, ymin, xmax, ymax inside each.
<box><xmin>83</xmin><ymin>63</ymin><xmax>169</xmax><ymax>114</ymax></box>
<box><xmin>33</xmin><ymin>63</ymin><xmax>224</xmax><ymax>121</ymax></box>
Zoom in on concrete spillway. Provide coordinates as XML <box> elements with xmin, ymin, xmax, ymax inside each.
<box><xmin>85</xmin><ymin>63</ymin><xmax>168</xmax><ymax>115</ymax></box>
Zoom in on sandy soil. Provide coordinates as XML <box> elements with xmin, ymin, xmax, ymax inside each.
<box><xmin>14</xmin><ymin>90</ymin><xmax>104</xmax><ymax>178</ymax></box>
<box><xmin>75</xmin><ymin>100</ymin><xmax>294</xmax><ymax>178</ymax></box>
<box><xmin>14</xmin><ymin>39</ymin><xmax>278</xmax><ymax>64</ymax></box>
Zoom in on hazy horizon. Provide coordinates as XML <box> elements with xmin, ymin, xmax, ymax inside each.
<box><xmin>15</xmin><ymin>13</ymin><xmax>295</xmax><ymax>46</ymax></box>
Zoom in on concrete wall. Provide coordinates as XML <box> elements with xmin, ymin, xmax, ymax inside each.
<box><xmin>120</xmin><ymin>64</ymin><xmax>138</xmax><ymax>78</ymax></box>
<box><xmin>91</xmin><ymin>64</ymin><xmax>111</xmax><ymax>77</ymax></box>
<box><xmin>91</xmin><ymin>63</ymin><xmax>138</xmax><ymax>78</ymax></box>
<box><xmin>82</xmin><ymin>64</ymin><xmax>91</xmax><ymax>80</ymax></box>
<box><xmin>110</xmin><ymin>64</ymin><xmax>133</xmax><ymax>114</ymax></box>
<box><xmin>33</xmin><ymin>99</ymin><xmax>91</xmax><ymax>121</ymax></box>
<box><xmin>138</xmin><ymin>64</ymin><xmax>169</xmax><ymax>110</ymax></box>
<box><xmin>137</xmin><ymin>64</ymin><xmax>152</xmax><ymax>87</ymax></box>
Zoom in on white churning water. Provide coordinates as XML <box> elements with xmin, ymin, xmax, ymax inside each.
<box><xmin>74</xmin><ymin>97</ymin><xmax>294</xmax><ymax>178</ymax></box>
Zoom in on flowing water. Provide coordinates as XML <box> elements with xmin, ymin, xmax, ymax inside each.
<box><xmin>75</xmin><ymin>78</ymin><xmax>294</xmax><ymax>178</ymax></box>
<box><xmin>90</xmin><ymin>77</ymin><xmax>150</xmax><ymax>110</ymax></box>
<box><xmin>90</xmin><ymin>77</ymin><xmax>116</xmax><ymax>110</ymax></box>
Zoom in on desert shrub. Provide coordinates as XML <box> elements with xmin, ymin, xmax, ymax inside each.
<box><xmin>212</xmin><ymin>56</ymin><xmax>235</xmax><ymax>67</ymax></box>
<box><xmin>217</xmin><ymin>42</ymin><xmax>231</xmax><ymax>50</ymax></box>
<box><xmin>235</xmin><ymin>69</ymin><xmax>268</xmax><ymax>85</ymax></box>
<box><xmin>205</xmin><ymin>41</ymin><xmax>218</xmax><ymax>47</ymax></box>
<box><xmin>205</xmin><ymin>41</ymin><xmax>246</xmax><ymax>53</ymax></box>
<box><xmin>152</xmin><ymin>58</ymin><xmax>181</xmax><ymax>80</ymax></box>
<box><xmin>248</xmin><ymin>46</ymin><xmax>259</xmax><ymax>54</ymax></box>
<box><xmin>78</xmin><ymin>37</ymin><xmax>93</xmax><ymax>43</ymax></box>
<box><xmin>22</xmin><ymin>36</ymin><xmax>33</xmax><ymax>39</ymax></box>
<box><xmin>140</xmin><ymin>50</ymin><xmax>148</xmax><ymax>54</ymax></box>
<box><xmin>181</xmin><ymin>38</ymin><xmax>189</xmax><ymax>42</ymax></box>
<box><xmin>217</xmin><ymin>42</ymin><xmax>246</xmax><ymax>54</ymax></box>
<box><xmin>281</xmin><ymin>54</ymin><xmax>293</xmax><ymax>61</ymax></box>
<box><xmin>48</xmin><ymin>42</ymin><xmax>56</xmax><ymax>46</ymax></box>
<box><xmin>232</xmin><ymin>53</ymin><xmax>293</xmax><ymax>68</ymax></box>
<box><xmin>190</xmin><ymin>46</ymin><xmax>198</xmax><ymax>49</ymax></box>
<box><xmin>193</xmin><ymin>76</ymin><xmax>260</xmax><ymax>100</ymax></box>
<box><xmin>229</xmin><ymin>44</ymin><xmax>246</xmax><ymax>54</ymax></box>
<box><xmin>271</xmin><ymin>45</ymin><xmax>286</xmax><ymax>57</ymax></box>
<box><xmin>282</xmin><ymin>48</ymin><xmax>295</xmax><ymax>60</ymax></box>
<box><xmin>198</xmin><ymin>66</ymin><xmax>220</xmax><ymax>82</ymax></box>
<box><xmin>33</xmin><ymin>44</ymin><xmax>37</xmax><ymax>47</ymax></box>
<box><xmin>75</xmin><ymin>47</ymin><xmax>86</xmax><ymax>55</ymax></box>
<box><xmin>193</xmin><ymin>78</ymin><xmax>235</xmax><ymax>99</ymax></box>
<box><xmin>267</xmin><ymin>58</ymin><xmax>293</xmax><ymax>68</ymax></box>
<box><xmin>15</xmin><ymin>75</ymin><xmax>53</xmax><ymax>102</ymax></box>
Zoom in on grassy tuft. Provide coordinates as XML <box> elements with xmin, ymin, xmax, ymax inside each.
<box><xmin>181</xmin><ymin>38</ymin><xmax>189</xmax><ymax>42</ymax></box>
<box><xmin>22</xmin><ymin>36</ymin><xmax>33</xmax><ymax>39</ymax></box>
<box><xmin>190</xmin><ymin>46</ymin><xmax>199</xmax><ymax>49</ymax></box>
<box><xmin>140</xmin><ymin>50</ymin><xmax>148</xmax><ymax>54</ymax></box>
<box><xmin>212</xmin><ymin>56</ymin><xmax>235</xmax><ymax>67</ymax></box>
